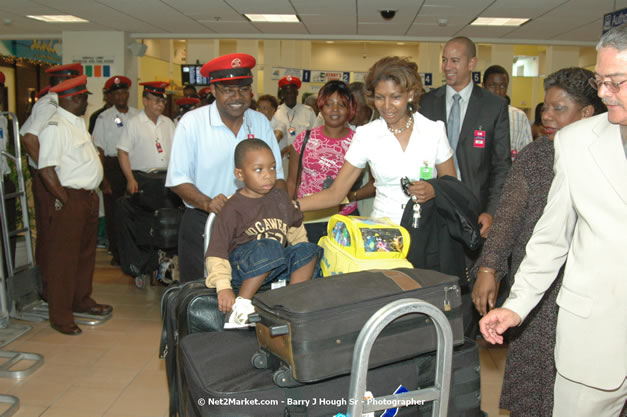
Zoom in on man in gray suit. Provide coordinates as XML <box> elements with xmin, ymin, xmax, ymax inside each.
<box><xmin>480</xmin><ymin>25</ymin><xmax>627</xmax><ymax>417</ymax></box>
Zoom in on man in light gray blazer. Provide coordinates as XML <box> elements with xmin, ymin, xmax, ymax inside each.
<box><xmin>479</xmin><ymin>25</ymin><xmax>627</xmax><ymax>417</ymax></box>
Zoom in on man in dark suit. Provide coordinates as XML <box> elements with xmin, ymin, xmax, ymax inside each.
<box><xmin>420</xmin><ymin>36</ymin><xmax>511</xmax><ymax>338</ymax></box>
<box><xmin>419</xmin><ymin>36</ymin><xmax>511</xmax><ymax>238</ymax></box>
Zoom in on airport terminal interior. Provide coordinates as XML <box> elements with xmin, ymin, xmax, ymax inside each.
<box><xmin>0</xmin><ymin>0</ymin><xmax>625</xmax><ymax>416</ymax></box>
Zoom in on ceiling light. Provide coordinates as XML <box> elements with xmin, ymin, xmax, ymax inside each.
<box><xmin>326</xmin><ymin>41</ymin><xmax>335</xmax><ymax>44</ymax></box>
<box><xmin>244</xmin><ymin>14</ymin><xmax>299</xmax><ymax>23</ymax></box>
<box><xmin>397</xmin><ymin>42</ymin><xmax>405</xmax><ymax>45</ymax></box>
<box><xmin>26</xmin><ymin>15</ymin><xmax>89</xmax><ymax>23</ymax></box>
<box><xmin>471</xmin><ymin>17</ymin><xmax>529</xmax><ymax>26</ymax></box>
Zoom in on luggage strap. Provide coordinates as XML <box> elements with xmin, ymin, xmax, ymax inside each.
<box><xmin>376</xmin><ymin>270</ymin><xmax>421</xmax><ymax>291</ymax></box>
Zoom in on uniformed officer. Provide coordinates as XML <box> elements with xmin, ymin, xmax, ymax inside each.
<box><xmin>115</xmin><ymin>81</ymin><xmax>176</xmax><ymax>278</ymax></box>
<box><xmin>197</xmin><ymin>86</ymin><xmax>214</xmax><ymax>106</ymax></box>
<box><xmin>38</xmin><ymin>75</ymin><xmax>112</xmax><ymax>335</ymax></box>
<box><xmin>271</xmin><ymin>75</ymin><xmax>317</xmax><ymax>151</ymax></box>
<box><xmin>92</xmin><ymin>76</ymin><xmax>140</xmax><ymax>266</ymax></box>
<box><xmin>166</xmin><ymin>53</ymin><xmax>284</xmax><ymax>283</ymax></box>
<box><xmin>174</xmin><ymin>97</ymin><xmax>200</xmax><ymax>125</ymax></box>
<box><xmin>117</xmin><ymin>81</ymin><xmax>175</xmax><ymax>194</ymax></box>
<box><xmin>20</xmin><ymin>63</ymin><xmax>83</xmax><ymax>283</ymax></box>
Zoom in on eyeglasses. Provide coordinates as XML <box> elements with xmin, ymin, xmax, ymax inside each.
<box><xmin>588</xmin><ymin>77</ymin><xmax>627</xmax><ymax>93</ymax></box>
<box><xmin>215</xmin><ymin>84</ymin><xmax>252</xmax><ymax>98</ymax></box>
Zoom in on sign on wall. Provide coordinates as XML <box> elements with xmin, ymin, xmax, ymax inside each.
<box><xmin>72</xmin><ymin>56</ymin><xmax>115</xmax><ymax>77</ymax></box>
<box><xmin>603</xmin><ymin>7</ymin><xmax>627</xmax><ymax>33</ymax></box>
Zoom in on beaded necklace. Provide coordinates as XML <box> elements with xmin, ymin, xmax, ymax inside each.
<box><xmin>387</xmin><ymin>114</ymin><xmax>414</xmax><ymax>135</ymax></box>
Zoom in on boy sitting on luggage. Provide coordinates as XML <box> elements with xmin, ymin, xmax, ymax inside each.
<box><xmin>205</xmin><ymin>139</ymin><xmax>322</xmax><ymax>326</ymax></box>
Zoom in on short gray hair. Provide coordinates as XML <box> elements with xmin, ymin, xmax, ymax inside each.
<box><xmin>597</xmin><ymin>24</ymin><xmax>627</xmax><ymax>51</ymax></box>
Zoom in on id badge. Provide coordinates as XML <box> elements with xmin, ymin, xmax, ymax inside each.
<box><xmin>473</xmin><ymin>129</ymin><xmax>486</xmax><ymax>148</ymax></box>
<box><xmin>419</xmin><ymin>164</ymin><xmax>433</xmax><ymax>180</ymax></box>
<box><xmin>247</xmin><ymin>134</ymin><xmax>255</xmax><ymax>139</ymax></box>
<box><xmin>511</xmin><ymin>149</ymin><xmax>518</xmax><ymax>160</ymax></box>
<box><xmin>288</xmin><ymin>127</ymin><xmax>296</xmax><ymax>136</ymax></box>
<box><xmin>155</xmin><ymin>142</ymin><xmax>164</xmax><ymax>153</ymax></box>
<box><xmin>114</xmin><ymin>117</ymin><xmax>124</xmax><ymax>127</ymax></box>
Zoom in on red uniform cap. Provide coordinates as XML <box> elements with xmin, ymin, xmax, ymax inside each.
<box><xmin>140</xmin><ymin>81</ymin><xmax>168</xmax><ymax>98</ymax></box>
<box><xmin>50</xmin><ymin>75</ymin><xmax>92</xmax><ymax>98</ymax></box>
<box><xmin>200</xmin><ymin>53</ymin><xmax>256</xmax><ymax>84</ymax></box>
<box><xmin>278</xmin><ymin>75</ymin><xmax>301</xmax><ymax>89</ymax></box>
<box><xmin>105</xmin><ymin>75</ymin><xmax>132</xmax><ymax>92</ymax></box>
<box><xmin>46</xmin><ymin>63</ymin><xmax>83</xmax><ymax>78</ymax></box>
<box><xmin>37</xmin><ymin>86</ymin><xmax>50</xmax><ymax>99</ymax></box>
<box><xmin>175</xmin><ymin>97</ymin><xmax>200</xmax><ymax>108</ymax></box>
<box><xmin>0</xmin><ymin>71</ymin><xmax>5</xmax><ymax>86</ymax></box>
<box><xmin>198</xmin><ymin>86</ymin><xmax>212</xmax><ymax>97</ymax></box>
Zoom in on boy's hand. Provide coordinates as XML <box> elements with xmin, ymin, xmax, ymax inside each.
<box><xmin>217</xmin><ymin>288</ymin><xmax>236</xmax><ymax>313</ymax></box>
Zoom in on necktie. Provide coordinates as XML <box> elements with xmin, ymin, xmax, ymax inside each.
<box><xmin>448</xmin><ymin>93</ymin><xmax>461</xmax><ymax>152</ymax></box>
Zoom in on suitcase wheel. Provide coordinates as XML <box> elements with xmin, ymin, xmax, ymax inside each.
<box><xmin>135</xmin><ymin>274</ymin><xmax>148</xmax><ymax>289</ymax></box>
<box><xmin>272</xmin><ymin>365</ymin><xmax>300</xmax><ymax>388</ymax></box>
<box><xmin>251</xmin><ymin>350</ymin><xmax>269</xmax><ymax>369</ymax></box>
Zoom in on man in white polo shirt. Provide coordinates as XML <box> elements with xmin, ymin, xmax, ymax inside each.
<box><xmin>38</xmin><ymin>75</ymin><xmax>112</xmax><ymax>335</ymax></box>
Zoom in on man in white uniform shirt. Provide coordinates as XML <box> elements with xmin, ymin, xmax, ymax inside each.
<box><xmin>115</xmin><ymin>81</ymin><xmax>175</xmax><ymax>279</ymax></box>
<box><xmin>166</xmin><ymin>53</ymin><xmax>284</xmax><ymax>283</ymax></box>
<box><xmin>271</xmin><ymin>76</ymin><xmax>317</xmax><ymax>173</ymax></box>
<box><xmin>37</xmin><ymin>75</ymin><xmax>112</xmax><ymax>336</ymax></box>
<box><xmin>92</xmin><ymin>75</ymin><xmax>140</xmax><ymax>266</ymax></box>
<box><xmin>117</xmin><ymin>81</ymin><xmax>174</xmax><ymax>193</ymax></box>
<box><xmin>20</xmin><ymin>63</ymin><xmax>83</xmax><ymax>272</ymax></box>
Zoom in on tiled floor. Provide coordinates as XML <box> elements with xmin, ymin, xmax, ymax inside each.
<box><xmin>0</xmin><ymin>249</ymin><xmax>511</xmax><ymax>416</ymax></box>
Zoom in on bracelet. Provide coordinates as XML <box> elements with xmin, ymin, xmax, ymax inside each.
<box><xmin>353</xmin><ymin>191</ymin><xmax>358</xmax><ymax>201</ymax></box>
<box><xmin>478</xmin><ymin>268</ymin><xmax>495</xmax><ymax>274</ymax></box>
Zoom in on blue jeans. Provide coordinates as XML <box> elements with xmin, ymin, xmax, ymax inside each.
<box><xmin>229</xmin><ymin>239</ymin><xmax>322</xmax><ymax>287</ymax></box>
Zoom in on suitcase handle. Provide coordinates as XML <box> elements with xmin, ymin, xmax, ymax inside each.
<box><xmin>346</xmin><ymin>298</ymin><xmax>453</xmax><ymax>417</ymax></box>
<box><xmin>248</xmin><ymin>312</ymin><xmax>261</xmax><ymax>323</ymax></box>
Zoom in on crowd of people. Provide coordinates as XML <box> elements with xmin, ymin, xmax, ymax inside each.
<box><xmin>1</xmin><ymin>24</ymin><xmax>625</xmax><ymax>417</ymax></box>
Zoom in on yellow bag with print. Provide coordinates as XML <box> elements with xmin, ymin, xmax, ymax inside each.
<box><xmin>318</xmin><ymin>215</ymin><xmax>413</xmax><ymax>276</ymax></box>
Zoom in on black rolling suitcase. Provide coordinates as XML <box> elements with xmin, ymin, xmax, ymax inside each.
<box><xmin>160</xmin><ymin>280</ymin><xmax>225</xmax><ymax>417</ymax></box>
<box><xmin>179</xmin><ymin>329</ymin><xmax>484</xmax><ymax>417</ymax></box>
<box><xmin>251</xmin><ymin>268</ymin><xmax>464</xmax><ymax>385</ymax></box>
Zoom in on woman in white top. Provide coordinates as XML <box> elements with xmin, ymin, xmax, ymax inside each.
<box><xmin>297</xmin><ymin>56</ymin><xmax>456</xmax><ymax>225</ymax></box>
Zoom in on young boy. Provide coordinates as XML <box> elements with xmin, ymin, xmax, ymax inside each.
<box><xmin>205</xmin><ymin>139</ymin><xmax>322</xmax><ymax>326</ymax></box>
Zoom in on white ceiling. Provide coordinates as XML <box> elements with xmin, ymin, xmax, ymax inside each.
<box><xmin>0</xmin><ymin>0</ymin><xmax>625</xmax><ymax>45</ymax></box>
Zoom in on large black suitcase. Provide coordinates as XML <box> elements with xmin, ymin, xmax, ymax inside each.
<box><xmin>160</xmin><ymin>280</ymin><xmax>224</xmax><ymax>417</ymax></box>
<box><xmin>179</xmin><ymin>329</ymin><xmax>484</xmax><ymax>417</ymax></box>
<box><xmin>252</xmin><ymin>268</ymin><xmax>464</xmax><ymax>385</ymax></box>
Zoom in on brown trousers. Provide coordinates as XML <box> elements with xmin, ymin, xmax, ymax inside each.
<box><xmin>40</xmin><ymin>188</ymin><xmax>98</xmax><ymax>326</ymax></box>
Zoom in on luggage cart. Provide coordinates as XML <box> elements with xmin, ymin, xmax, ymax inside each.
<box><xmin>0</xmin><ymin>111</ymin><xmax>110</xmax><ymax>326</ymax></box>
<box><xmin>345</xmin><ymin>298</ymin><xmax>453</xmax><ymax>417</ymax></box>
